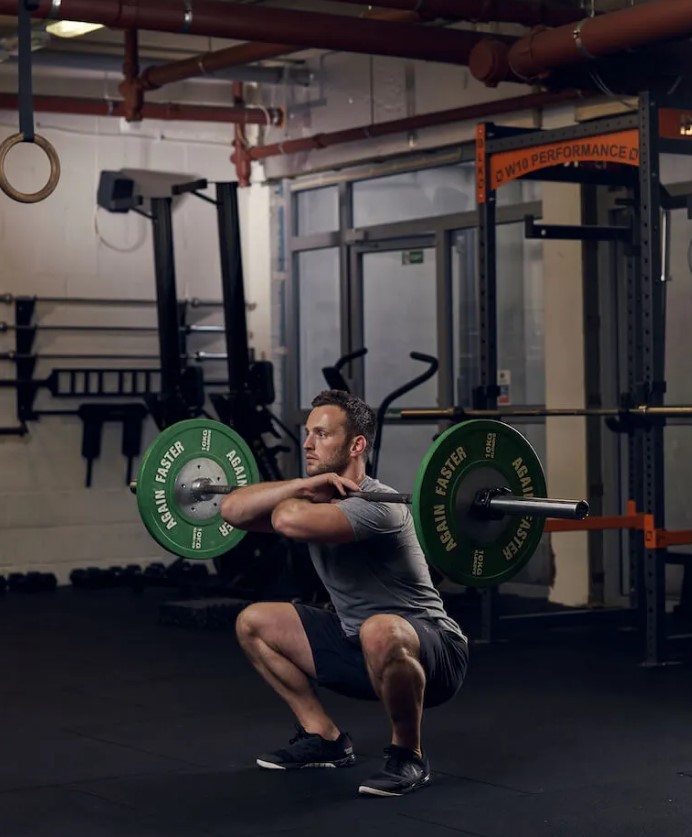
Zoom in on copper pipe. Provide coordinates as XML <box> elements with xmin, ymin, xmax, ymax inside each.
<box><xmin>16</xmin><ymin>0</ymin><xmax>514</xmax><ymax>64</ymax></box>
<box><xmin>122</xmin><ymin>28</ymin><xmax>139</xmax><ymax>79</ymax></box>
<box><xmin>0</xmin><ymin>94</ymin><xmax>282</xmax><ymax>124</ymax></box>
<box><xmin>364</xmin><ymin>8</ymin><xmax>420</xmax><ymax>22</ymax></box>
<box><xmin>231</xmin><ymin>81</ymin><xmax>252</xmax><ymax>187</ymax></box>
<box><xmin>249</xmin><ymin>89</ymin><xmax>589</xmax><ymax>160</ymax></box>
<box><xmin>120</xmin><ymin>28</ymin><xmax>143</xmax><ymax>121</ymax></box>
<box><xmin>326</xmin><ymin>0</ymin><xmax>584</xmax><ymax>28</ymax></box>
<box><xmin>141</xmin><ymin>42</ymin><xmax>296</xmax><ymax>91</ymax></box>
<box><xmin>140</xmin><ymin>7</ymin><xmax>421</xmax><ymax>91</ymax></box>
<box><xmin>471</xmin><ymin>0</ymin><xmax>692</xmax><ymax>84</ymax></box>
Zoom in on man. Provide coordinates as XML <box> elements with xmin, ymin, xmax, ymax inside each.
<box><xmin>221</xmin><ymin>389</ymin><xmax>468</xmax><ymax>797</ymax></box>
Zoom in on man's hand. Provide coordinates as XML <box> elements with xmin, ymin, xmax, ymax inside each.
<box><xmin>299</xmin><ymin>473</ymin><xmax>362</xmax><ymax>504</ymax></box>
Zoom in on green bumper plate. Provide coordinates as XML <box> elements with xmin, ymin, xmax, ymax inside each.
<box><xmin>412</xmin><ymin>419</ymin><xmax>547</xmax><ymax>587</ymax></box>
<box><xmin>135</xmin><ymin>419</ymin><xmax>259</xmax><ymax>560</ymax></box>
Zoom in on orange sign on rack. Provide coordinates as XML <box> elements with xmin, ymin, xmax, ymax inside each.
<box><xmin>476</xmin><ymin>128</ymin><xmax>640</xmax><ymax>201</ymax></box>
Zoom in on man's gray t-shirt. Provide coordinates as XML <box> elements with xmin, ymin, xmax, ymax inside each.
<box><xmin>307</xmin><ymin>476</ymin><xmax>466</xmax><ymax>642</ymax></box>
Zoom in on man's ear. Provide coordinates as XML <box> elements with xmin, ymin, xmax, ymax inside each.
<box><xmin>351</xmin><ymin>435</ymin><xmax>367</xmax><ymax>457</ymax></box>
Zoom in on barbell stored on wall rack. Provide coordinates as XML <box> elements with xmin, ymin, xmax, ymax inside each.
<box><xmin>0</xmin><ymin>294</ymin><xmax>225</xmax><ymax>307</ymax></box>
<box><xmin>0</xmin><ymin>322</ymin><xmax>225</xmax><ymax>334</ymax></box>
<box><xmin>128</xmin><ymin>418</ymin><xmax>589</xmax><ymax>588</ymax></box>
<box><xmin>400</xmin><ymin>406</ymin><xmax>692</xmax><ymax>419</ymax></box>
<box><xmin>0</xmin><ymin>351</ymin><xmax>230</xmax><ymax>362</ymax></box>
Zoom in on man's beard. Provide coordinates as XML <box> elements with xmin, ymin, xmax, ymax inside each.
<box><xmin>306</xmin><ymin>449</ymin><xmax>351</xmax><ymax>476</ymax></box>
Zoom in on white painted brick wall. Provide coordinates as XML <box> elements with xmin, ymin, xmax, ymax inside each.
<box><xmin>0</xmin><ymin>113</ymin><xmax>271</xmax><ymax>582</ymax></box>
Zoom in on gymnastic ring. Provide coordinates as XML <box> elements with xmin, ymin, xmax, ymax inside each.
<box><xmin>0</xmin><ymin>132</ymin><xmax>61</xmax><ymax>203</ymax></box>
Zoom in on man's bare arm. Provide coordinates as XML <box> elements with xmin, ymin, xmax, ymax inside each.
<box><xmin>220</xmin><ymin>473</ymin><xmax>362</xmax><ymax>534</ymax></box>
<box><xmin>220</xmin><ymin>479</ymin><xmax>304</xmax><ymax>532</ymax></box>
<box><xmin>271</xmin><ymin>498</ymin><xmax>356</xmax><ymax>544</ymax></box>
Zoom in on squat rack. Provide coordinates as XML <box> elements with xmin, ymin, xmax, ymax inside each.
<box><xmin>473</xmin><ymin>92</ymin><xmax>692</xmax><ymax>666</ymax></box>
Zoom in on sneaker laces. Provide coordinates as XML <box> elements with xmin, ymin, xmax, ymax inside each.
<box><xmin>382</xmin><ymin>745</ymin><xmax>420</xmax><ymax>775</ymax></box>
<box><xmin>288</xmin><ymin>724</ymin><xmax>311</xmax><ymax>746</ymax></box>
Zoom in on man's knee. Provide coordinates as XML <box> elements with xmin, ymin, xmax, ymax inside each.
<box><xmin>359</xmin><ymin>614</ymin><xmax>420</xmax><ymax>674</ymax></box>
<box><xmin>235</xmin><ymin>603</ymin><xmax>316</xmax><ymax>676</ymax></box>
<box><xmin>236</xmin><ymin>602</ymin><xmax>270</xmax><ymax>645</ymax></box>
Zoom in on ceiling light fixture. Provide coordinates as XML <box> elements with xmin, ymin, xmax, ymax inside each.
<box><xmin>45</xmin><ymin>20</ymin><xmax>104</xmax><ymax>39</ymax></box>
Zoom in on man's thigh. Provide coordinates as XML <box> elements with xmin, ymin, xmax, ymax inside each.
<box><xmin>401</xmin><ymin>616</ymin><xmax>469</xmax><ymax>708</ymax></box>
<box><xmin>293</xmin><ymin>604</ymin><xmax>378</xmax><ymax>701</ymax></box>
<box><xmin>237</xmin><ymin>602</ymin><xmax>317</xmax><ymax>678</ymax></box>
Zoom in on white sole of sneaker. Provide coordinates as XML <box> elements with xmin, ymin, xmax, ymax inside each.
<box><xmin>358</xmin><ymin>786</ymin><xmax>402</xmax><ymax>797</ymax></box>
<box><xmin>257</xmin><ymin>759</ymin><xmax>345</xmax><ymax>770</ymax></box>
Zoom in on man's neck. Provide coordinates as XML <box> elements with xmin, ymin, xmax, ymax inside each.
<box><xmin>341</xmin><ymin>460</ymin><xmax>367</xmax><ymax>485</ymax></box>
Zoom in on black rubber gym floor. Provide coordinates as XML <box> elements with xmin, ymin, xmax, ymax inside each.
<box><xmin>2</xmin><ymin>587</ymin><xmax>692</xmax><ymax>837</ymax></box>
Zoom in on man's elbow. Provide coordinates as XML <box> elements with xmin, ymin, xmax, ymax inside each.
<box><xmin>221</xmin><ymin>496</ymin><xmax>250</xmax><ymax>528</ymax></box>
<box><xmin>271</xmin><ymin>504</ymin><xmax>302</xmax><ymax>539</ymax></box>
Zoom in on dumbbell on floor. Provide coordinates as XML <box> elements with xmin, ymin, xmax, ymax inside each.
<box><xmin>7</xmin><ymin>572</ymin><xmax>57</xmax><ymax>593</ymax></box>
<box><xmin>69</xmin><ymin>565</ymin><xmax>144</xmax><ymax>590</ymax></box>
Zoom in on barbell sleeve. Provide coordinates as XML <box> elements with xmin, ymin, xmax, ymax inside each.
<box><xmin>473</xmin><ymin>490</ymin><xmax>589</xmax><ymax>520</ymax></box>
<box><xmin>191</xmin><ymin>478</ymin><xmax>233</xmax><ymax>498</ymax></box>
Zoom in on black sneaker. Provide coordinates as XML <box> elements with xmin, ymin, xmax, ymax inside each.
<box><xmin>358</xmin><ymin>745</ymin><xmax>431</xmax><ymax>797</ymax></box>
<box><xmin>256</xmin><ymin>725</ymin><xmax>355</xmax><ymax>770</ymax></box>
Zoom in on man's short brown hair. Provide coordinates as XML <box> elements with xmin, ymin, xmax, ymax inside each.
<box><xmin>311</xmin><ymin>390</ymin><xmax>376</xmax><ymax>453</ymax></box>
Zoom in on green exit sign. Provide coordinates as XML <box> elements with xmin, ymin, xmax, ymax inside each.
<box><xmin>402</xmin><ymin>250</ymin><xmax>424</xmax><ymax>265</ymax></box>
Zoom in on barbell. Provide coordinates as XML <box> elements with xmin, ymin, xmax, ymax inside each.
<box><xmin>129</xmin><ymin>418</ymin><xmax>589</xmax><ymax>588</ymax></box>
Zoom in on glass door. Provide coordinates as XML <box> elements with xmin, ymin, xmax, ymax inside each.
<box><xmin>350</xmin><ymin>238</ymin><xmax>439</xmax><ymax>491</ymax></box>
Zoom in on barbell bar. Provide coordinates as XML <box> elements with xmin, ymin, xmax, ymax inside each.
<box><xmin>179</xmin><ymin>477</ymin><xmax>588</xmax><ymax>522</ymax></box>
<box><xmin>401</xmin><ymin>406</ymin><xmax>692</xmax><ymax>419</ymax></box>
<box><xmin>128</xmin><ymin>417</ymin><xmax>589</xmax><ymax>588</ymax></box>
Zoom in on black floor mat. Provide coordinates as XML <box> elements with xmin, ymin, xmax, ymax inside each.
<box><xmin>1</xmin><ymin>588</ymin><xmax>692</xmax><ymax>836</ymax></box>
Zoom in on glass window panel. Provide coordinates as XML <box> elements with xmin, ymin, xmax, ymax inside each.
<box><xmin>296</xmin><ymin>186</ymin><xmax>339</xmax><ymax>236</ymax></box>
<box><xmin>452</xmin><ymin>215</ymin><xmax>543</xmax><ymax>409</ymax></box>
<box><xmin>361</xmin><ymin>246</ymin><xmax>438</xmax><ymax>488</ymax></box>
<box><xmin>362</xmin><ymin>248</ymin><xmax>438</xmax><ymax>408</ymax></box>
<box><xmin>353</xmin><ymin>165</ymin><xmax>474</xmax><ymax>227</ymax></box>
<box><xmin>297</xmin><ymin>248</ymin><xmax>341</xmax><ymax>409</ymax></box>
<box><xmin>496</xmin><ymin>223</ymin><xmax>545</xmax><ymax>405</ymax></box>
<box><xmin>496</xmin><ymin>177</ymin><xmax>541</xmax><ymax>207</ymax></box>
<box><xmin>375</xmin><ymin>423</ymin><xmax>439</xmax><ymax>494</ymax></box>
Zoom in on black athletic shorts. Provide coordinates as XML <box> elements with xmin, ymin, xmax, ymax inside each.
<box><xmin>293</xmin><ymin>604</ymin><xmax>468</xmax><ymax>708</ymax></box>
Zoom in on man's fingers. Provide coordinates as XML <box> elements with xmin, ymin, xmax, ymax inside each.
<box><xmin>337</xmin><ymin>477</ymin><xmax>363</xmax><ymax>494</ymax></box>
